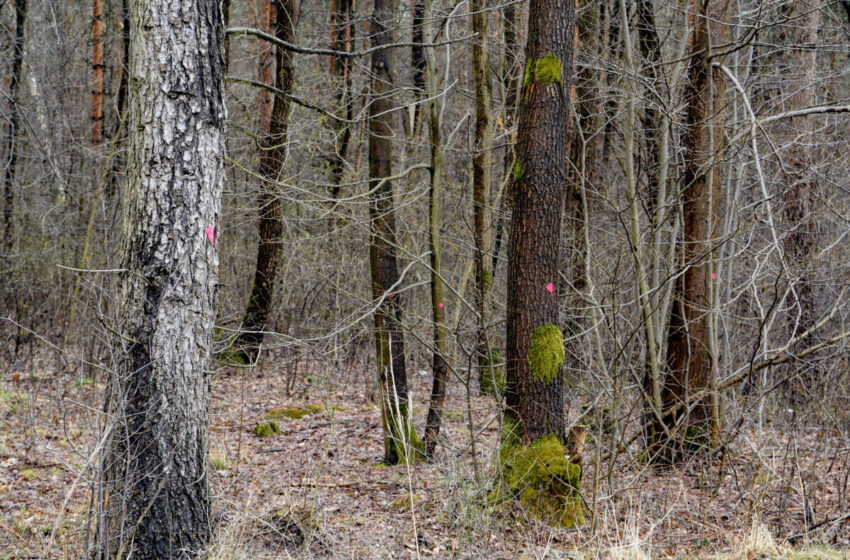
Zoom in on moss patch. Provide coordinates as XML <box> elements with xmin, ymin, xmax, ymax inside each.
<box><xmin>386</xmin><ymin>492</ymin><xmax>424</xmax><ymax>511</ymax></box>
<box><xmin>497</xmin><ymin>428</ymin><xmax>584</xmax><ymax>528</ymax></box>
<box><xmin>523</xmin><ymin>52</ymin><xmax>564</xmax><ymax>88</ymax></box>
<box><xmin>480</xmin><ymin>351</ymin><xmax>506</xmax><ymax>396</ymax></box>
<box><xmin>254</xmin><ymin>421</ymin><xmax>281</xmax><ymax>438</ymax></box>
<box><xmin>267</xmin><ymin>404</ymin><xmax>346</xmax><ymax>420</ymax></box>
<box><xmin>385</xmin><ymin>402</ymin><xmax>425</xmax><ymax>465</ymax></box>
<box><xmin>528</xmin><ymin>324</ymin><xmax>565</xmax><ymax>383</ymax></box>
<box><xmin>513</xmin><ymin>159</ymin><xmax>524</xmax><ymax>183</ymax></box>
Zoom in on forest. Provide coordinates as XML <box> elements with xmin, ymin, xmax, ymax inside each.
<box><xmin>1</xmin><ymin>0</ymin><xmax>850</xmax><ymax>558</ymax></box>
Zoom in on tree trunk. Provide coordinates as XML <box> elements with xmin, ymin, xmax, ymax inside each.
<box><xmin>329</xmin><ymin>0</ymin><xmax>354</xmax><ymax>197</ymax></box>
<box><xmin>471</xmin><ymin>0</ymin><xmax>496</xmax><ymax>394</ymax></box>
<box><xmin>423</xmin><ymin>0</ymin><xmax>449</xmax><ymax>457</ymax></box>
<box><xmin>501</xmin><ymin>0</ymin><xmax>582</xmax><ymax>528</ymax></box>
<box><xmin>410</xmin><ymin>0</ymin><xmax>425</xmax><ymax>138</ymax></box>
<box><xmin>258</xmin><ymin>0</ymin><xmax>274</xmax><ymax>137</ymax></box>
<box><xmin>234</xmin><ymin>1</ymin><xmax>299</xmax><ymax>363</ymax></box>
<box><xmin>659</xmin><ymin>0</ymin><xmax>729</xmax><ymax>457</ymax></box>
<box><xmin>782</xmin><ymin>0</ymin><xmax>820</xmax><ymax>398</ymax></box>
<box><xmin>3</xmin><ymin>0</ymin><xmax>26</xmax><ymax>254</ymax></box>
<box><xmin>97</xmin><ymin>0</ymin><xmax>225</xmax><ymax>557</ymax></box>
<box><xmin>91</xmin><ymin>0</ymin><xmax>104</xmax><ymax>146</ymax></box>
<box><xmin>369</xmin><ymin>0</ymin><xmax>421</xmax><ymax>465</ymax></box>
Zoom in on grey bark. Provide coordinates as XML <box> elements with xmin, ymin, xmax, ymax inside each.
<box><xmin>97</xmin><ymin>1</ymin><xmax>225</xmax><ymax>558</ymax></box>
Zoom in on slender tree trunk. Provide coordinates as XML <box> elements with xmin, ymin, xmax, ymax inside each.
<box><xmin>258</xmin><ymin>0</ymin><xmax>274</xmax><ymax>137</ymax></box>
<box><xmin>329</xmin><ymin>0</ymin><xmax>354</xmax><ymax>197</ymax></box>
<box><xmin>782</xmin><ymin>0</ymin><xmax>820</xmax><ymax>397</ymax></box>
<box><xmin>410</xmin><ymin>0</ymin><xmax>425</xmax><ymax>138</ymax></box>
<box><xmin>3</xmin><ymin>0</ymin><xmax>26</xmax><ymax>254</ymax></box>
<box><xmin>369</xmin><ymin>0</ymin><xmax>421</xmax><ymax>464</ymax></box>
<box><xmin>660</xmin><ymin>0</ymin><xmax>729</xmax><ymax>457</ymax></box>
<box><xmin>422</xmin><ymin>0</ymin><xmax>449</xmax><ymax>457</ymax></box>
<box><xmin>235</xmin><ymin>0</ymin><xmax>299</xmax><ymax>363</ymax></box>
<box><xmin>471</xmin><ymin>0</ymin><xmax>496</xmax><ymax>393</ymax></box>
<box><xmin>97</xmin><ymin>0</ymin><xmax>225</xmax><ymax>557</ymax></box>
<box><xmin>501</xmin><ymin>0</ymin><xmax>579</xmax><ymax>526</ymax></box>
<box><xmin>91</xmin><ymin>0</ymin><xmax>104</xmax><ymax>146</ymax></box>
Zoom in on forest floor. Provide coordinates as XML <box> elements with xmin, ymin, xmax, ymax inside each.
<box><xmin>0</xmin><ymin>353</ymin><xmax>849</xmax><ymax>559</ymax></box>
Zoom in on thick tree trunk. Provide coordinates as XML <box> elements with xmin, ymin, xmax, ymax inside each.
<box><xmin>235</xmin><ymin>1</ymin><xmax>299</xmax><ymax>363</ymax></box>
<box><xmin>505</xmin><ymin>0</ymin><xmax>574</xmax><ymax>444</ymax></box>
<box><xmin>471</xmin><ymin>0</ymin><xmax>496</xmax><ymax>393</ymax></box>
<box><xmin>659</xmin><ymin>0</ymin><xmax>729</xmax><ymax>457</ymax></box>
<box><xmin>3</xmin><ymin>0</ymin><xmax>26</xmax><ymax>254</ymax></box>
<box><xmin>258</xmin><ymin>0</ymin><xmax>274</xmax><ymax>137</ymax></box>
<box><xmin>423</xmin><ymin>0</ymin><xmax>449</xmax><ymax>457</ymax></box>
<box><xmin>410</xmin><ymin>0</ymin><xmax>425</xmax><ymax>138</ymax></box>
<box><xmin>369</xmin><ymin>0</ymin><xmax>421</xmax><ymax>464</ymax></box>
<box><xmin>97</xmin><ymin>1</ymin><xmax>225</xmax><ymax>558</ymax></box>
<box><xmin>501</xmin><ymin>0</ymin><xmax>579</xmax><ymax>526</ymax></box>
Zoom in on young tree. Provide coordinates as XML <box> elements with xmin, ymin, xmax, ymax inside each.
<box><xmin>91</xmin><ymin>0</ymin><xmax>104</xmax><ymax>146</ymax></box>
<box><xmin>471</xmin><ymin>0</ymin><xmax>497</xmax><ymax>395</ymax></box>
<box><xmin>422</xmin><ymin>0</ymin><xmax>449</xmax><ymax>457</ymax></box>
<box><xmin>235</xmin><ymin>1</ymin><xmax>299</xmax><ymax>363</ymax></box>
<box><xmin>328</xmin><ymin>0</ymin><xmax>354</xmax><ymax>195</ymax></box>
<box><xmin>3</xmin><ymin>0</ymin><xmax>26</xmax><ymax>254</ymax></box>
<box><xmin>97</xmin><ymin>0</ymin><xmax>225</xmax><ymax>557</ymax></box>
<box><xmin>500</xmin><ymin>0</ymin><xmax>582</xmax><ymax>527</ymax></box>
<box><xmin>368</xmin><ymin>0</ymin><xmax>421</xmax><ymax>464</ymax></box>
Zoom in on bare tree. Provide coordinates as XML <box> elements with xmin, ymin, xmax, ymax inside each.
<box><xmin>3</xmin><ymin>0</ymin><xmax>26</xmax><ymax>254</ymax></box>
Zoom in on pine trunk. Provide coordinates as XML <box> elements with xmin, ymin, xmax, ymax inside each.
<box><xmin>97</xmin><ymin>0</ymin><xmax>225</xmax><ymax>557</ymax></box>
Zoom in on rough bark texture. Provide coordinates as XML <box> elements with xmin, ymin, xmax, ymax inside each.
<box><xmin>98</xmin><ymin>1</ymin><xmax>225</xmax><ymax>558</ymax></box>
<box><xmin>660</xmin><ymin>0</ymin><xmax>729</xmax><ymax>456</ymax></box>
<box><xmin>472</xmin><ymin>0</ymin><xmax>495</xmax><ymax>392</ymax></box>
<box><xmin>369</xmin><ymin>0</ymin><xmax>419</xmax><ymax>465</ymax></box>
<box><xmin>257</xmin><ymin>0</ymin><xmax>274</xmax><ymax>137</ymax></box>
<box><xmin>91</xmin><ymin>0</ymin><xmax>104</xmax><ymax>145</ymax></box>
<box><xmin>423</xmin><ymin>0</ymin><xmax>449</xmax><ymax>457</ymax></box>
<box><xmin>505</xmin><ymin>0</ymin><xmax>575</xmax><ymax>444</ymax></box>
<box><xmin>410</xmin><ymin>0</ymin><xmax>425</xmax><ymax>137</ymax></box>
<box><xmin>235</xmin><ymin>0</ymin><xmax>299</xmax><ymax>363</ymax></box>
<box><xmin>3</xmin><ymin>0</ymin><xmax>26</xmax><ymax>253</ymax></box>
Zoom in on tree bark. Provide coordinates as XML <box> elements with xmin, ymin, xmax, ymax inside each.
<box><xmin>410</xmin><ymin>0</ymin><xmax>425</xmax><ymax>138</ymax></box>
<box><xmin>3</xmin><ymin>0</ymin><xmax>26</xmax><ymax>254</ymax></box>
<box><xmin>423</xmin><ymin>0</ymin><xmax>450</xmax><ymax>457</ymax></box>
<box><xmin>97</xmin><ymin>0</ymin><xmax>225</xmax><ymax>557</ymax></box>
<box><xmin>369</xmin><ymin>0</ymin><xmax>421</xmax><ymax>464</ymax></box>
<box><xmin>782</xmin><ymin>0</ymin><xmax>820</xmax><ymax>377</ymax></box>
<box><xmin>235</xmin><ymin>1</ymin><xmax>299</xmax><ymax>363</ymax></box>
<box><xmin>471</xmin><ymin>0</ymin><xmax>496</xmax><ymax>393</ymax></box>
<box><xmin>91</xmin><ymin>0</ymin><xmax>104</xmax><ymax>146</ymax></box>
<box><xmin>505</xmin><ymin>0</ymin><xmax>575</xmax><ymax>444</ymax></box>
<box><xmin>329</xmin><ymin>0</ymin><xmax>354</xmax><ymax>197</ymax></box>
<box><xmin>659</xmin><ymin>0</ymin><xmax>729</xmax><ymax>457</ymax></box>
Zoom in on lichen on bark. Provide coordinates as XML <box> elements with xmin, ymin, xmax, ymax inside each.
<box><xmin>528</xmin><ymin>323</ymin><xmax>565</xmax><ymax>383</ymax></box>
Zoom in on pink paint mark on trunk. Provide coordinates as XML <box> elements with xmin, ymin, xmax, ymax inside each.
<box><xmin>438</xmin><ymin>302</ymin><xmax>444</xmax><ymax>309</ymax></box>
<box><xmin>205</xmin><ymin>225</ymin><xmax>217</xmax><ymax>246</ymax></box>
<box><xmin>546</xmin><ymin>283</ymin><xmax>555</xmax><ymax>294</ymax></box>
<box><xmin>712</xmin><ymin>273</ymin><xmax>717</xmax><ymax>280</ymax></box>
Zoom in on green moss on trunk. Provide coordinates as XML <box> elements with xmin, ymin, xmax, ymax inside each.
<box><xmin>497</xmin><ymin>425</ymin><xmax>585</xmax><ymax>528</ymax></box>
<box><xmin>385</xmin><ymin>402</ymin><xmax>425</xmax><ymax>465</ymax></box>
<box><xmin>528</xmin><ymin>324</ymin><xmax>565</xmax><ymax>383</ymax></box>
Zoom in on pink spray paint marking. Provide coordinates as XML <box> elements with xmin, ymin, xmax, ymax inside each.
<box><xmin>546</xmin><ymin>282</ymin><xmax>555</xmax><ymax>294</ymax></box>
<box><xmin>388</xmin><ymin>292</ymin><xmax>395</xmax><ymax>299</ymax></box>
<box><xmin>712</xmin><ymin>273</ymin><xmax>717</xmax><ymax>280</ymax></box>
<box><xmin>205</xmin><ymin>225</ymin><xmax>217</xmax><ymax>246</ymax></box>
<box><xmin>438</xmin><ymin>302</ymin><xmax>444</xmax><ymax>309</ymax></box>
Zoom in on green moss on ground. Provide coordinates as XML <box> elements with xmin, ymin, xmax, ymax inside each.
<box><xmin>266</xmin><ymin>403</ymin><xmax>347</xmax><ymax>420</ymax></box>
<box><xmin>528</xmin><ymin>324</ymin><xmax>565</xmax><ymax>383</ymax></box>
<box><xmin>497</xmin><ymin>428</ymin><xmax>584</xmax><ymax>528</ymax></box>
<box><xmin>480</xmin><ymin>351</ymin><xmax>506</xmax><ymax>396</ymax></box>
<box><xmin>254</xmin><ymin>421</ymin><xmax>281</xmax><ymax>438</ymax></box>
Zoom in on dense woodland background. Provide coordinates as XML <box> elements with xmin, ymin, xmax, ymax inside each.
<box><xmin>2</xmin><ymin>0</ymin><xmax>850</xmax><ymax>558</ymax></box>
